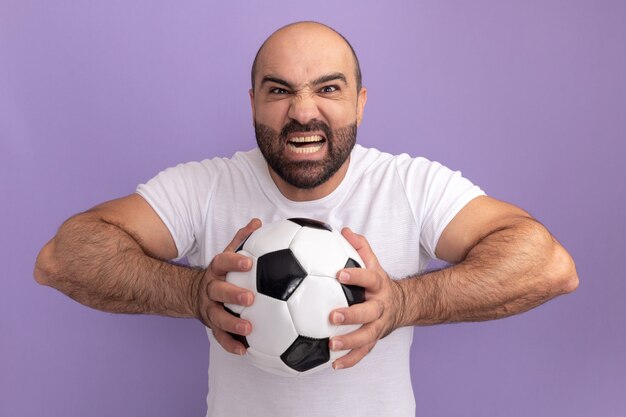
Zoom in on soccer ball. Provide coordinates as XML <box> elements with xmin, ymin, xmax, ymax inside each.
<box><xmin>224</xmin><ymin>218</ymin><xmax>366</xmax><ymax>377</ymax></box>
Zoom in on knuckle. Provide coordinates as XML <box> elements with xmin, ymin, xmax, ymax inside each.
<box><xmin>367</xmin><ymin>325</ymin><xmax>379</xmax><ymax>341</ymax></box>
<box><xmin>375</xmin><ymin>299</ymin><xmax>385</xmax><ymax>319</ymax></box>
<box><xmin>205</xmin><ymin>279</ymin><xmax>217</xmax><ymax>299</ymax></box>
<box><xmin>206</xmin><ymin>309</ymin><xmax>217</xmax><ymax>328</ymax></box>
<box><xmin>212</xmin><ymin>329</ymin><xmax>233</xmax><ymax>352</ymax></box>
<box><xmin>207</xmin><ymin>306</ymin><xmax>224</xmax><ymax>329</ymax></box>
<box><xmin>358</xmin><ymin>307</ymin><xmax>369</xmax><ymax>324</ymax></box>
<box><xmin>237</xmin><ymin>223</ymin><xmax>255</xmax><ymax>240</ymax></box>
<box><xmin>235</xmin><ymin>230</ymin><xmax>247</xmax><ymax>243</ymax></box>
<box><xmin>200</xmin><ymin>313</ymin><xmax>211</xmax><ymax>329</ymax></box>
<box><xmin>375</xmin><ymin>272</ymin><xmax>385</xmax><ymax>291</ymax></box>
<box><xmin>345</xmin><ymin>358</ymin><xmax>359</xmax><ymax>369</ymax></box>
<box><xmin>372</xmin><ymin>322</ymin><xmax>385</xmax><ymax>340</ymax></box>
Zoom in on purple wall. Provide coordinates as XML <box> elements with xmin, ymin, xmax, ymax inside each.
<box><xmin>2</xmin><ymin>1</ymin><xmax>624</xmax><ymax>416</ymax></box>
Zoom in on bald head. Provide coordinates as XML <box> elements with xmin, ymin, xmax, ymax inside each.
<box><xmin>251</xmin><ymin>21</ymin><xmax>362</xmax><ymax>93</ymax></box>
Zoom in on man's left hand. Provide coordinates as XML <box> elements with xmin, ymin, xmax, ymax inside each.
<box><xmin>329</xmin><ymin>228</ymin><xmax>406</xmax><ymax>370</ymax></box>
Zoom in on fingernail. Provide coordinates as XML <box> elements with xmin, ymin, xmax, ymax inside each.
<box><xmin>332</xmin><ymin>312</ymin><xmax>345</xmax><ymax>324</ymax></box>
<box><xmin>239</xmin><ymin>259</ymin><xmax>251</xmax><ymax>270</ymax></box>
<box><xmin>330</xmin><ymin>339</ymin><xmax>343</xmax><ymax>351</ymax></box>
<box><xmin>338</xmin><ymin>271</ymin><xmax>350</xmax><ymax>283</ymax></box>
<box><xmin>237</xmin><ymin>293</ymin><xmax>252</xmax><ymax>306</ymax></box>
<box><xmin>236</xmin><ymin>347</ymin><xmax>246</xmax><ymax>356</ymax></box>
<box><xmin>235</xmin><ymin>322</ymin><xmax>248</xmax><ymax>334</ymax></box>
<box><xmin>333</xmin><ymin>362</ymin><xmax>343</xmax><ymax>370</ymax></box>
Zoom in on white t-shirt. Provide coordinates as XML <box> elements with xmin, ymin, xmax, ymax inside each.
<box><xmin>136</xmin><ymin>145</ymin><xmax>484</xmax><ymax>417</ymax></box>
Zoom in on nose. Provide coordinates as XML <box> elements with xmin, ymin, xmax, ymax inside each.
<box><xmin>287</xmin><ymin>92</ymin><xmax>321</xmax><ymax>125</ymax></box>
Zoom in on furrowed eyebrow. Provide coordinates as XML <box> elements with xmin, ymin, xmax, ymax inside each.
<box><xmin>260</xmin><ymin>72</ymin><xmax>348</xmax><ymax>90</ymax></box>
<box><xmin>260</xmin><ymin>76</ymin><xmax>294</xmax><ymax>90</ymax></box>
<box><xmin>311</xmin><ymin>72</ymin><xmax>348</xmax><ymax>86</ymax></box>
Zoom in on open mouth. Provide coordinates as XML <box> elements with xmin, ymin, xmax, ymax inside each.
<box><xmin>286</xmin><ymin>135</ymin><xmax>326</xmax><ymax>154</ymax></box>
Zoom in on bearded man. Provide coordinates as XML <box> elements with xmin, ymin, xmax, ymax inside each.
<box><xmin>35</xmin><ymin>21</ymin><xmax>578</xmax><ymax>417</ymax></box>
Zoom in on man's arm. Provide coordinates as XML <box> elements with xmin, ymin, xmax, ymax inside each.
<box><xmin>329</xmin><ymin>196</ymin><xmax>579</xmax><ymax>369</ymax></box>
<box><xmin>34</xmin><ymin>194</ymin><xmax>259</xmax><ymax>355</ymax></box>
<box><xmin>404</xmin><ymin>195</ymin><xmax>578</xmax><ymax>325</ymax></box>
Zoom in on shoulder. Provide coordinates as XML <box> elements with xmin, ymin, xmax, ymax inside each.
<box><xmin>136</xmin><ymin>149</ymin><xmax>265</xmax><ymax>209</ymax></box>
<box><xmin>148</xmin><ymin>148</ymin><xmax>263</xmax><ymax>183</ymax></box>
<box><xmin>350</xmin><ymin>144</ymin><xmax>434</xmax><ymax>180</ymax></box>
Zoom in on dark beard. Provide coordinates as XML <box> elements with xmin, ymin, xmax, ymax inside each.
<box><xmin>255</xmin><ymin>120</ymin><xmax>357</xmax><ymax>190</ymax></box>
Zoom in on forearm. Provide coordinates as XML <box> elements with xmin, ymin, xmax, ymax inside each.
<box><xmin>396</xmin><ymin>217</ymin><xmax>578</xmax><ymax>326</ymax></box>
<box><xmin>34</xmin><ymin>212</ymin><xmax>203</xmax><ymax>318</ymax></box>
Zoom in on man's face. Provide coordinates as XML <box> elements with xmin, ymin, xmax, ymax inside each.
<box><xmin>250</xmin><ymin>24</ymin><xmax>367</xmax><ymax>191</ymax></box>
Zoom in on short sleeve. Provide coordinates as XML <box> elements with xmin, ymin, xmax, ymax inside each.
<box><xmin>396</xmin><ymin>156</ymin><xmax>485</xmax><ymax>259</ymax></box>
<box><xmin>136</xmin><ymin>161</ymin><xmax>215</xmax><ymax>260</ymax></box>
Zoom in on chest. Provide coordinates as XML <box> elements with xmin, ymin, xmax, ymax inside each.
<box><xmin>194</xmin><ymin>170</ymin><xmax>427</xmax><ymax>279</ymax></box>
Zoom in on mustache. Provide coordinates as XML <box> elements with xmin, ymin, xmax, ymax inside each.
<box><xmin>279</xmin><ymin>120</ymin><xmax>333</xmax><ymax>141</ymax></box>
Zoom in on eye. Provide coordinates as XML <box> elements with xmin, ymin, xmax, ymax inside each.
<box><xmin>269</xmin><ymin>87</ymin><xmax>290</xmax><ymax>95</ymax></box>
<box><xmin>319</xmin><ymin>85</ymin><xmax>338</xmax><ymax>93</ymax></box>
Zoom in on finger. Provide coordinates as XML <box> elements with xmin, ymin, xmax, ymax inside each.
<box><xmin>341</xmin><ymin>227</ymin><xmax>380</xmax><ymax>270</ymax></box>
<box><xmin>330</xmin><ymin>299</ymin><xmax>384</xmax><ymax>325</ymax></box>
<box><xmin>224</xmin><ymin>218</ymin><xmax>262</xmax><ymax>252</ymax></box>
<box><xmin>207</xmin><ymin>304</ymin><xmax>252</xmax><ymax>336</ymax></box>
<box><xmin>210</xmin><ymin>251</ymin><xmax>253</xmax><ymax>277</ymax></box>
<box><xmin>337</xmin><ymin>267</ymin><xmax>382</xmax><ymax>293</ymax></box>
<box><xmin>206</xmin><ymin>279</ymin><xmax>255</xmax><ymax>306</ymax></box>
<box><xmin>332</xmin><ymin>343</ymin><xmax>375</xmax><ymax>370</ymax></box>
<box><xmin>329</xmin><ymin>321</ymin><xmax>383</xmax><ymax>351</ymax></box>
<box><xmin>212</xmin><ymin>327</ymin><xmax>248</xmax><ymax>356</ymax></box>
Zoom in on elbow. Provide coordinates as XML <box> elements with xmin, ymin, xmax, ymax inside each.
<box><xmin>550</xmin><ymin>242</ymin><xmax>579</xmax><ymax>295</ymax></box>
<box><xmin>34</xmin><ymin>239</ymin><xmax>57</xmax><ymax>286</ymax></box>
<box><xmin>523</xmin><ymin>220</ymin><xmax>579</xmax><ymax>296</ymax></box>
<box><xmin>33</xmin><ymin>264</ymin><xmax>50</xmax><ymax>286</ymax></box>
<box><xmin>561</xmin><ymin>259</ymin><xmax>579</xmax><ymax>295</ymax></box>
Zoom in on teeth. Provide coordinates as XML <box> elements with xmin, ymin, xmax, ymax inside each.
<box><xmin>286</xmin><ymin>135</ymin><xmax>325</xmax><ymax>154</ymax></box>
<box><xmin>289</xmin><ymin>135</ymin><xmax>324</xmax><ymax>143</ymax></box>
<box><xmin>287</xmin><ymin>142</ymin><xmax>324</xmax><ymax>153</ymax></box>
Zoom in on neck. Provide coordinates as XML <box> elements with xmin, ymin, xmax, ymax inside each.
<box><xmin>269</xmin><ymin>157</ymin><xmax>351</xmax><ymax>202</ymax></box>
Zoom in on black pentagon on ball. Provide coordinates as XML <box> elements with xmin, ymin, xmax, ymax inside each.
<box><xmin>341</xmin><ymin>284</ymin><xmax>366</xmax><ymax>306</ymax></box>
<box><xmin>341</xmin><ymin>258</ymin><xmax>366</xmax><ymax>306</ymax></box>
<box><xmin>281</xmin><ymin>336</ymin><xmax>330</xmax><ymax>372</ymax></box>
<box><xmin>287</xmin><ymin>218</ymin><xmax>332</xmax><ymax>231</ymax></box>
<box><xmin>257</xmin><ymin>249</ymin><xmax>307</xmax><ymax>301</ymax></box>
<box><xmin>344</xmin><ymin>258</ymin><xmax>361</xmax><ymax>269</ymax></box>
<box><xmin>223</xmin><ymin>306</ymin><xmax>249</xmax><ymax>348</ymax></box>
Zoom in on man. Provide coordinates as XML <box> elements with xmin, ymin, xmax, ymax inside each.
<box><xmin>34</xmin><ymin>21</ymin><xmax>578</xmax><ymax>416</ymax></box>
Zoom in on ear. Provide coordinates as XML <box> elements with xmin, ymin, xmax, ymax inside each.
<box><xmin>356</xmin><ymin>87</ymin><xmax>367</xmax><ymax>126</ymax></box>
<box><xmin>249</xmin><ymin>88</ymin><xmax>256</xmax><ymax>127</ymax></box>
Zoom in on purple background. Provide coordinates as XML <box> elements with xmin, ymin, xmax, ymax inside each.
<box><xmin>1</xmin><ymin>1</ymin><xmax>624</xmax><ymax>416</ymax></box>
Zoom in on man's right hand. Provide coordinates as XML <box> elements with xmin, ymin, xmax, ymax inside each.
<box><xmin>193</xmin><ymin>219</ymin><xmax>262</xmax><ymax>356</ymax></box>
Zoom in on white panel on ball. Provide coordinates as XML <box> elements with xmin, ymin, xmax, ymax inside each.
<box><xmin>329</xmin><ymin>346</ymin><xmax>351</xmax><ymax>364</ymax></box>
<box><xmin>330</xmin><ymin>322</ymin><xmax>361</xmax><ymax>338</ymax></box>
<box><xmin>286</xmin><ymin>275</ymin><xmax>349</xmax><ymax>339</ymax></box>
<box><xmin>289</xmin><ymin>227</ymin><xmax>347</xmax><ymax>277</ymax></box>
<box><xmin>224</xmin><ymin>250</ymin><xmax>256</xmax><ymax>315</ymax></box>
<box><xmin>243</xmin><ymin>219</ymin><xmax>301</xmax><ymax>258</ymax></box>
<box><xmin>246</xmin><ymin>348</ymin><xmax>300</xmax><ymax>377</ymax></box>
<box><xmin>242</xmin><ymin>293</ymin><xmax>299</xmax><ymax>356</ymax></box>
<box><xmin>332</xmin><ymin>229</ymin><xmax>365</xmax><ymax>267</ymax></box>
